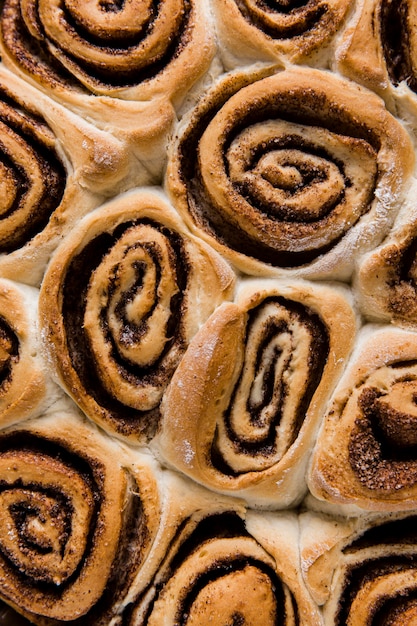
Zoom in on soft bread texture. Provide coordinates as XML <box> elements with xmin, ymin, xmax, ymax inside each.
<box><xmin>300</xmin><ymin>508</ymin><xmax>417</xmax><ymax>625</ymax></box>
<box><xmin>308</xmin><ymin>324</ymin><xmax>417</xmax><ymax>512</ymax></box>
<box><xmin>0</xmin><ymin>64</ymin><xmax>143</xmax><ymax>286</ymax></box>
<box><xmin>39</xmin><ymin>187</ymin><xmax>235</xmax><ymax>443</ymax></box>
<box><xmin>0</xmin><ymin>0</ymin><xmax>218</xmax><ymax>179</ymax></box>
<box><xmin>153</xmin><ymin>278</ymin><xmax>357</xmax><ymax>508</ymax></box>
<box><xmin>166</xmin><ymin>64</ymin><xmax>415</xmax><ymax>281</ymax></box>
<box><xmin>0</xmin><ymin>0</ymin><xmax>416</xmax><ymax>624</ymax></box>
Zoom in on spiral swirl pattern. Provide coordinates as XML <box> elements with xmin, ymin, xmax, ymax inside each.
<box><xmin>0</xmin><ymin>0</ymin><xmax>214</xmax><ymax>102</ymax></box>
<box><xmin>303</xmin><ymin>512</ymin><xmax>417</xmax><ymax>626</ymax></box>
<box><xmin>167</xmin><ymin>66</ymin><xmax>413</xmax><ymax>278</ymax></box>
<box><xmin>0</xmin><ymin>415</ymin><xmax>160</xmax><ymax>623</ymax></box>
<box><xmin>309</xmin><ymin>326</ymin><xmax>417</xmax><ymax>511</ymax></box>
<box><xmin>125</xmin><ymin>511</ymin><xmax>319</xmax><ymax>625</ymax></box>
<box><xmin>0</xmin><ymin>81</ymin><xmax>65</xmax><ymax>255</ymax></box>
<box><xmin>156</xmin><ymin>280</ymin><xmax>356</xmax><ymax>507</ymax></box>
<box><xmin>213</xmin><ymin>0</ymin><xmax>353</xmax><ymax>64</ymax></box>
<box><xmin>336</xmin><ymin>0</ymin><xmax>417</xmax><ymax>107</ymax></box>
<box><xmin>357</xmin><ymin>214</ymin><xmax>417</xmax><ymax>327</ymax></box>
<box><xmin>39</xmin><ymin>190</ymin><xmax>235</xmax><ymax>442</ymax></box>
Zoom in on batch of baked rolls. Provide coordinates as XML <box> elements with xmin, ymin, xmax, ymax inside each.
<box><xmin>0</xmin><ymin>0</ymin><xmax>417</xmax><ymax>624</ymax></box>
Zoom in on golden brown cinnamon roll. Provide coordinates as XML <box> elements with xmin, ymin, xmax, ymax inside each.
<box><xmin>301</xmin><ymin>509</ymin><xmax>417</xmax><ymax>625</ymax></box>
<box><xmin>126</xmin><ymin>509</ymin><xmax>321</xmax><ymax>625</ymax></box>
<box><xmin>336</xmin><ymin>0</ymin><xmax>417</xmax><ymax>115</ymax></box>
<box><xmin>0</xmin><ymin>410</ymin><xmax>162</xmax><ymax>624</ymax></box>
<box><xmin>39</xmin><ymin>188</ymin><xmax>235</xmax><ymax>443</ymax></box>
<box><xmin>166</xmin><ymin>65</ymin><xmax>414</xmax><ymax>280</ymax></box>
<box><xmin>0</xmin><ymin>64</ymin><xmax>138</xmax><ymax>285</ymax></box>
<box><xmin>356</xmin><ymin>190</ymin><xmax>417</xmax><ymax>329</ymax></box>
<box><xmin>212</xmin><ymin>0</ymin><xmax>354</xmax><ymax>68</ymax></box>
<box><xmin>153</xmin><ymin>279</ymin><xmax>357</xmax><ymax>508</ymax></box>
<box><xmin>309</xmin><ymin>324</ymin><xmax>417</xmax><ymax>512</ymax></box>
<box><xmin>0</xmin><ymin>279</ymin><xmax>52</xmax><ymax>430</ymax></box>
<box><xmin>0</xmin><ymin>0</ymin><xmax>216</xmax><ymax>168</ymax></box>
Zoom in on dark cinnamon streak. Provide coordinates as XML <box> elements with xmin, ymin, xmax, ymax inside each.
<box><xmin>1</xmin><ymin>0</ymin><xmax>193</xmax><ymax>90</ymax></box>
<box><xmin>179</xmin><ymin>77</ymin><xmax>379</xmax><ymax>268</ymax></box>
<box><xmin>212</xmin><ymin>296</ymin><xmax>329</xmax><ymax>474</ymax></box>
<box><xmin>62</xmin><ymin>219</ymin><xmax>189</xmax><ymax>439</ymax></box>
<box><xmin>380</xmin><ymin>0</ymin><xmax>417</xmax><ymax>92</ymax></box>
<box><xmin>336</xmin><ymin>516</ymin><xmax>417</xmax><ymax>625</ymax></box>
<box><xmin>124</xmin><ymin>513</ymin><xmax>299</xmax><ymax>625</ymax></box>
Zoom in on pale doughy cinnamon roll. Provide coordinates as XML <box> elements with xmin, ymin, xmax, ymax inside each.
<box><xmin>166</xmin><ymin>65</ymin><xmax>414</xmax><ymax>281</ymax></box>
<box><xmin>0</xmin><ymin>410</ymin><xmax>162</xmax><ymax>625</ymax></box>
<box><xmin>126</xmin><ymin>509</ymin><xmax>321</xmax><ymax>625</ymax></box>
<box><xmin>0</xmin><ymin>0</ymin><xmax>216</xmax><ymax>173</ymax></box>
<box><xmin>39</xmin><ymin>188</ymin><xmax>235</xmax><ymax>443</ymax></box>
<box><xmin>153</xmin><ymin>279</ymin><xmax>357</xmax><ymax>508</ymax></box>
<box><xmin>309</xmin><ymin>324</ymin><xmax>417</xmax><ymax>512</ymax></box>
<box><xmin>213</xmin><ymin>0</ymin><xmax>354</xmax><ymax>68</ymax></box>
<box><xmin>301</xmin><ymin>509</ymin><xmax>417</xmax><ymax>626</ymax></box>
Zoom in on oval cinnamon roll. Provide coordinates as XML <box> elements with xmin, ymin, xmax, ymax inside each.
<box><xmin>167</xmin><ymin>66</ymin><xmax>414</xmax><ymax>280</ymax></box>
<box><xmin>39</xmin><ymin>188</ymin><xmax>235</xmax><ymax>442</ymax></box>
<box><xmin>301</xmin><ymin>509</ymin><xmax>417</xmax><ymax>626</ymax></box>
<box><xmin>154</xmin><ymin>279</ymin><xmax>357</xmax><ymax>508</ymax></box>
<box><xmin>125</xmin><ymin>509</ymin><xmax>321</xmax><ymax>625</ymax></box>
<box><xmin>0</xmin><ymin>411</ymin><xmax>161</xmax><ymax>624</ymax></box>
<box><xmin>213</xmin><ymin>0</ymin><xmax>353</xmax><ymax>67</ymax></box>
<box><xmin>0</xmin><ymin>0</ymin><xmax>215</xmax><ymax>156</ymax></box>
<box><xmin>309</xmin><ymin>325</ymin><xmax>417</xmax><ymax>512</ymax></box>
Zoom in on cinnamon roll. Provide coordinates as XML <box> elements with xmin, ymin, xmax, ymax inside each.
<box><xmin>212</xmin><ymin>0</ymin><xmax>354</xmax><ymax>68</ymax></box>
<box><xmin>356</xmin><ymin>189</ymin><xmax>417</xmax><ymax>328</ymax></box>
<box><xmin>125</xmin><ymin>509</ymin><xmax>321</xmax><ymax>625</ymax></box>
<box><xmin>309</xmin><ymin>324</ymin><xmax>417</xmax><ymax>512</ymax></box>
<box><xmin>0</xmin><ymin>64</ymin><xmax>138</xmax><ymax>285</ymax></box>
<box><xmin>0</xmin><ymin>279</ymin><xmax>52</xmax><ymax>430</ymax></box>
<box><xmin>153</xmin><ymin>279</ymin><xmax>357</xmax><ymax>508</ymax></box>
<box><xmin>166</xmin><ymin>65</ymin><xmax>414</xmax><ymax>280</ymax></box>
<box><xmin>39</xmin><ymin>188</ymin><xmax>236</xmax><ymax>443</ymax></box>
<box><xmin>0</xmin><ymin>0</ymin><xmax>216</xmax><ymax>170</ymax></box>
<box><xmin>301</xmin><ymin>509</ymin><xmax>417</xmax><ymax>625</ymax></box>
<box><xmin>0</xmin><ymin>410</ymin><xmax>162</xmax><ymax>624</ymax></box>
<box><xmin>336</xmin><ymin>0</ymin><xmax>417</xmax><ymax>114</ymax></box>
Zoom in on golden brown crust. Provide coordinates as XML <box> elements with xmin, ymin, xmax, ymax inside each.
<box><xmin>0</xmin><ymin>409</ymin><xmax>162</xmax><ymax>624</ymax></box>
<box><xmin>356</xmin><ymin>186</ymin><xmax>417</xmax><ymax>328</ymax></box>
<box><xmin>154</xmin><ymin>278</ymin><xmax>357</xmax><ymax>508</ymax></box>
<box><xmin>309</xmin><ymin>324</ymin><xmax>417</xmax><ymax>512</ymax></box>
<box><xmin>166</xmin><ymin>65</ymin><xmax>415</xmax><ymax>281</ymax></box>
<box><xmin>0</xmin><ymin>279</ymin><xmax>51</xmax><ymax>430</ymax></box>
<box><xmin>127</xmin><ymin>509</ymin><xmax>321</xmax><ymax>625</ymax></box>
<box><xmin>300</xmin><ymin>509</ymin><xmax>417</xmax><ymax>625</ymax></box>
<box><xmin>213</xmin><ymin>0</ymin><xmax>354</xmax><ymax>68</ymax></box>
<box><xmin>0</xmin><ymin>0</ymin><xmax>217</xmax><ymax>168</ymax></box>
<box><xmin>39</xmin><ymin>188</ymin><xmax>235</xmax><ymax>443</ymax></box>
<box><xmin>0</xmin><ymin>65</ymin><xmax>143</xmax><ymax>286</ymax></box>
